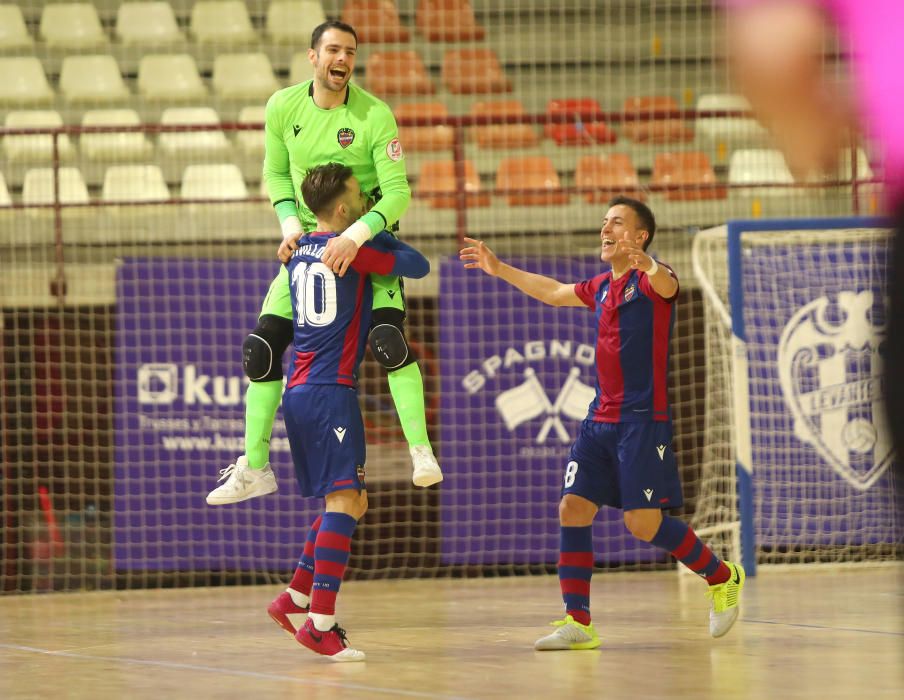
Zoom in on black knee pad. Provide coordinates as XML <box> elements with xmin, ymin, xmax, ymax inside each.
<box><xmin>242</xmin><ymin>314</ymin><xmax>293</xmax><ymax>382</ymax></box>
<box><xmin>369</xmin><ymin>323</ymin><xmax>410</xmax><ymax>370</ymax></box>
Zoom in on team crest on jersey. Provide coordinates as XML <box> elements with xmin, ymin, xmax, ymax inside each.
<box><xmin>386</xmin><ymin>137</ymin><xmax>403</xmax><ymax>161</ymax></box>
<box><xmin>337</xmin><ymin>127</ymin><xmax>355</xmax><ymax>148</ymax></box>
<box><xmin>778</xmin><ymin>290</ymin><xmax>891</xmax><ymax>491</ymax></box>
<box><xmin>624</xmin><ymin>285</ymin><xmax>636</xmax><ymax>302</ymax></box>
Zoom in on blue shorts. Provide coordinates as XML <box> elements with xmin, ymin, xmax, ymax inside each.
<box><xmin>561</xmin><ymin>419</ymin><xmax>684</xmax><ymax>511</ymax></box>
<box><xmin>282</xmin><ymin>384</ymin><xmax>366</xmax><ymax>498</ymax></box>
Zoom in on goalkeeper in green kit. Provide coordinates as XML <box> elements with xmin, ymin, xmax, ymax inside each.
<box><xmin>207</xmin><ymin>20</ymin><xmax>442</xmax><ymax>505</ymax></box>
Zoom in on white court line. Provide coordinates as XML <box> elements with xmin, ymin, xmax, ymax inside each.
<box><xmin>0</xmin><ymin>643</ymin><xmax>474</xmax><ymax>700</ymax></box>
<box><xmin>741</xmin><ymin>619</ymin><xmax>904</xmax><ymax>637</ymax></box>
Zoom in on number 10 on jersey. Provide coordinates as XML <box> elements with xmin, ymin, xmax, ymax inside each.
<box><xmin>291</xmin><ymin>262</ymin><xmax>337</xmax><ymax>326</ymax></box>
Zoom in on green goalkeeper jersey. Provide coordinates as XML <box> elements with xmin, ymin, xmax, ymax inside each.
<box><xmin>263</xmin><ymin>80</ymin><xmax>410</xmax><ymax>235</ymax></box>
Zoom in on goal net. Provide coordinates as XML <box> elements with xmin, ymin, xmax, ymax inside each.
<box><xmin>693</xmin><ymin>218</ymin><xmax>901</xmax><ymax>572</ymax></box>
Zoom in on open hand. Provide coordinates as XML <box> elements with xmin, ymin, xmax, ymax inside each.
<box><xmin>322</xmin><ymin>236</ymin><xmax>359</xmax><ymax>277</ymax></box>
<box><xmin>459</xmin><ymin>237</ymin><xmax>501</xmax><ymax>276</ymax></box>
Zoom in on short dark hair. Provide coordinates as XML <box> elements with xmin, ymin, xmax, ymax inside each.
<box><xmin>608</xmin><ymin>195</ymin><xmax>656</xmax><ymax>249</ymax></box>
<box><xmin>311</xmin><ymin>20</ymin><xmax>358</xmax><ymax>50</ymax></box>
<box><xmin>301</xmin><ymin>162</ymin><xmax>354</xmax><ymax>217</ymax></box>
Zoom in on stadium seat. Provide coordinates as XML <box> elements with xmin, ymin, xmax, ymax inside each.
<box><xmin>695</xmin><ymin>93</ymin><xmax>768</xmax><ymax>163</ymax></box>
<box><xmin>116</xmin><ymin>1</ymin><xmax>185</xmax><ymax>46</ymax></box>
<box><xmin>181</xmin><ymin>164</ymin><xmax>248</xmax><ymax>200</ymax></box>
<box><xmin>102</xmin><ymin>165</ymin><xmax>169</xmax><ymax>203</ymax></box>
<box><xmin>0</xmin><ymin>57</ymin><xmax>54</xmax><ymax>106</ymax></box>
<box><xmin>395</xmin><ymin>102</ymin><xmax>453</xmax><ymax>152</ymax></box>
<box><xmin>236</xmin><ymin>105</ymin><xmax>266</xmax><ymax>158</ymax></box>
<box><xmin>22</xmin><ymin>167</ymin><xmax>90</xmax><ymax>211</ymax></box>
<box><xmin>442</xmin><ymin>49</ymin><xmax>511</xmax><ymax>94</ymax></box>
<box><xmin>652</xmin><ymin>152</ymin><xmax>725</xmax><ymax>201</ymax></box>
<box><xmin>0</xmin><ymin>5</ymin><xmax>34</xmax><ymax>50</ymax></box>
<box><xmin>416</xmin><ymin>0</ymin><xmax>485</xmax><ymax>42</ymax></box>
<box><xmin>213</xmin><ymin>53</ymin><xmax>280</xmax><ymax>100</ymax></box>
<box><xmin>621</xmin><ymin>96</ymin><xmax>693</xmax><ymax>144</ymax></box>
<box><xmin>3</xmin><ymin>110</ymin><xmax>75</xmax><ymax>163</ymax></box>
<box><xmin>417</xmin><ymin>159</ymin><xmax>488</xmax><ymax>208</ymax></box>
<box><xmin>289</xmin><ymin>52</ymin><xmax>315</xmax><ymax>84</ymax></box>
<box><xmin>0</xmin><ymin>171</ymin><xmax>10</xmax><ymax>207</ymax></box>
<box><xmin>495</xmin><ymin>156</ymin><xmax>568</xmax><ymax>206</ymax></box>
<box><xmin>728</xmin><ymin>149</ymin><xmax>795</xmax><ymax>189</ymax></box>
<box><xmin>341</xmin><ymin>1</ymin><xmax>410</xmax><ymax>43</ymax></box>
<box><xmin>80</xmin><ymin>109</ymin><xmax>153</xmax><ymax>162</ymax></box>
<box><xmin>470</xmin><ymin>100</ymin><xmax>538</xmax><ymax>149</ymax></box>
<box><xmin>40</xmin><ymin>3</ymin><xmax>108</xmax><ymax>49</ymax></box>
<box><xmin>575</xmin><ymin>153</ymin><xmax>643</xmax><ymax>203</ymax></box>
<box><xmin>158</xmin><ymin>107</ymin><xmax>230</xmax><ymax>158</ymax></box>
<box><xmin>365</xmin><ymin>51</ymin><xmax>434</xmax><ymax>96</ymax></box>
<box><xmin>544</xmin><ymin>98</ymin><xmax>617</xmax><ymax>146</ymax></box>
<box><xmin>59</xmin><ymin>55</ymin><xmax>129</xmax><ymax>104</ymax></box>
<box><xmin>138</xmin><ymin>55</ymin><xmax>208</xmax><ymax>102</ymax></box>
<box><xmin>267</xmin><ymin>1</ymin><xmax>327</xmax><ymax>44</ymax></box>
<box><xmin>191</xmin><ymin>1</ymin><xmax>257</xmax><ymax>45</ymax></box>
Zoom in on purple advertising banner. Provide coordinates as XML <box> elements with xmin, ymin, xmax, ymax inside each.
<box><xmin>439</xmin><ymin>258</ymin><xmax>669</xmax><ymax>566</ymax></box>
<box><xmin>115</xmin><ymin>259</ymin><xmax>319</xmax><ymax>571</ymax></box>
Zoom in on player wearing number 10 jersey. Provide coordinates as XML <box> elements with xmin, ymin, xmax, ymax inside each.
<box><xmin>267</xmin><ymin>163</ymin><xmax>429</xmax><ymax>662</ymax></box>
<box><xmin>460</xmin><ymin>196</ymin><xmax>745</xmax><ymax>650</ymax></box>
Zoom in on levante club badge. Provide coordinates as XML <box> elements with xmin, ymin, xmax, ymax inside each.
<box><xmin>337</xmin><ymin>127</ymin><xmax>355</xmax><ymax>148</ymax></box>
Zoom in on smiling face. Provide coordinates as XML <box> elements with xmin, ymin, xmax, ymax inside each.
<box><xmin>309</xmin><ymin>28</ymin><xmax>357</xmax><ymax>93</ymax></box>
<box><xmin>599</xmin><ymin>203</ymin><xmax>649</xmax><ymax>264</ymax></box>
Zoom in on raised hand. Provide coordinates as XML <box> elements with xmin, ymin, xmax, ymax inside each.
<box><xmin>460</xmin><ymin>237</ymin><xmax>501</xmax><ymax>276</ymax></box>
<box><xmin>619</xmin><ymin>239</ymin><xmax>654</xmax><ymax>273</ymax></box>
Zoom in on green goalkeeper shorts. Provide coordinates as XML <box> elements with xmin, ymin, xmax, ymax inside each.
<box><xmin>260</xmin><ymin>265</ymin><xmax>406</xmax><ymax>320</ymax></box>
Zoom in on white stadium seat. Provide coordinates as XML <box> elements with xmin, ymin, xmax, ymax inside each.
<box><xmin>158</xmin><ymin>107</ymin><xmax>230</xmax><ymax>158</ymax></box>
<box><xmin>138</xmin><ymin>54</ymin><xmax>208</xmax><ymax>102</ymax></box>
<box><xmin>102</xmin><ymin>165</ymin><xmax>170</xmax><ymax>203</ymax></box>
<box><xmin>213</xmin><ymin>53</ymin><xmax>281</xmax><ymax>100</ymax></box>
<box><xmin>0</xmin><ymin>171</ymin><xmax>12</xmax><ymax>207</ymax></box>
<box><xmin>116</xmin><ymin>1</ymin><xmax>185</xmax><ymax>46</ymax></box>
<box><xmin>191</xmin><ymin>1</ymin><xmax>257</xmax><ymax>45</ymax></box>
<box><xmin>59</xmin><ymin>55</ymin><xmax>129</xmax><ymax>104</ymax></box>
<box><xmin>236</xmin><ymin>105</ymin><xmax>265</xmax><ymax>158</ymax></box>
<box><xmin>0</xmin><ymin>57</ymin><xmax>54</xmax><ymax>106</ymax></box>
<box><xmin>22</xmin><ymin>167</ymin><xmax>90</xmax><ymax>208</ymax></box>
<box><xmin>289</xmin><ymin>52</ymin><xmax>315</xmax><ymax>85</ymax></box>
<box><xmin>728</xmin><ymin>149</ymin><xmax>795</xmax><ymax>188</ymax></box>
<box><xmin>80</xmin><ymin>109</ymin><xmax>153</xmax><ymax>161</ymax></box>
<box><xmin>40</xmin><ymin>3</ymin><xmax>108</xmax><ymax>50</ymax></box>
<box><xmin>267</xmin><ymin>1</ymin><xmax>326</xmax><ymax>44</ymax></box>
<box><xmin>3</xmin><ymin>110</ymin><xmax>75</xmax><ymax>163</ymax></box>
<box><xmin>0</xmin><ymin>5</ymin><xmax>34</xmax><ymax>50</ymax></box>
<box><xmin>181</xmin><ymin>164</ymin><xmax>248</xmax><ymax>200</ymax></box>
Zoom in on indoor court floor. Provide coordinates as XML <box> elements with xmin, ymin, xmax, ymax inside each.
<box><xmin>1</xmin><ymin>566</ymin><xmax>901</xmax><ymax>699</ymax></box>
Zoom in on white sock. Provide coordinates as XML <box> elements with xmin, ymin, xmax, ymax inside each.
<box><xmin>309</xmin><ymin>612</ymin><xmax>335</xmax><ymax>632</ymax></box>
<box><xmin>287</xmin><ymin>588</ymin><xmax>310</xmax><ymax>608</ymax></box>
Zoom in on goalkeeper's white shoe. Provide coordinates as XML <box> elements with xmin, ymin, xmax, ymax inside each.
<box><xmin>410</xmin><ymin>445</ymin><xmax>443</xmax><ymax>487</ymax></box>
<box><xmin>206</xmin><ymin>455</ymin><xmax>278</xmax><ymax>505</ymax></box>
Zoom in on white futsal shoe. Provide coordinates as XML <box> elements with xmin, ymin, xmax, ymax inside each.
<box><xmin>410</xmin><ymin>445</ymin><xmax>443</xmax><ymax>487</ymax></box>
<box><xmin>206</xmin><ymin>455</ymin><xmax>278</xmax><ymax>505</ymax></box>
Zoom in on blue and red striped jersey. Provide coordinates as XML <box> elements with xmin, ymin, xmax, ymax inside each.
<box><xmin>284</xmin><ymin>231</ymin><xmax>429</xmax><ymax>389</ymax></box>
<box><xmin>574</xmin><ymin>263</ymin><xmax>679</xmax><ymax>422</ymax></box>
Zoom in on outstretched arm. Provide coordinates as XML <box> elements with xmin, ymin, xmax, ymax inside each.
<box><xmin>459</xmin><ymin>237</ymin><xmax>584</xmax><ymax>307</ymax></box>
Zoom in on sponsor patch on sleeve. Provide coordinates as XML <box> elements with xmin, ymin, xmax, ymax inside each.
<box><xmin>386</xmin><ymin>137</ymin><xmax>403</xmax><ymax>161</ymax></box>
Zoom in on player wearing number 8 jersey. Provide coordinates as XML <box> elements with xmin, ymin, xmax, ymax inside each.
<box><xmin>206</xmin><ymin>20</ymin><xmax>441</xmax><ymax>508</ymax></box>
<box><xmin>267</xmin><ymin>163</ymin><xmax>430</xmax><ymax>661</ymax></box>
<box><xmin>460</xmin><ymin>196</ymin><xmax>745</xmax><ymax>649</ymax></box>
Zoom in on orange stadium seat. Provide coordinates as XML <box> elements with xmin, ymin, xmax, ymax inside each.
<box><xmin>416</xmin><ymin>0</ymin><xmax>485</xmax><ymax>42</ymax></box>
<box><xmin>395</xmin><ymin>102</ymin><xmax>454</xmax><ymax>152</ymax></box>
<box><xmin>544</xmin><ymin>98</ymin><xmax>617</xmax><ymax>146</ymax></box>
<box><xmin>495</xmin><ymin>156</ymin><xmax>568</xmax><ymax>206</ymax></box>
<box><xmin>575</xmin><ymin>154</ymin><xmax>643</xmax><ymax>203</ymax></box>
<box><xmin>417</xmin><ymin>160</ymin><xmax>488</xmax><ymax>208</ymax></box>
<box><xmin>365</xmin><ymin>51</ymin><xmax>434</xmax><ymax>96</ymax></box>
<box><xmin>441</xmin><ymin>49</ymin><xmax>511</xmax><ymax>94</ymax></box>
<box><xmin>651</xmin><ymin>151</ymin><xmax>726</xmax><ymax>200</ymax></box>
<box><xmin>621</xmin><ymin>95</ymin><xmax>693</xmax><ymax>144</ymax></box>
<box><xmin>470</xmin><ymin>100</ymin><xmax>538</xmax><ymax>149</ymax></box>
<box><xmin>341</xmin><ymin>0</ymin><xmax>410</xmax><ymax>43</ymax></box>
